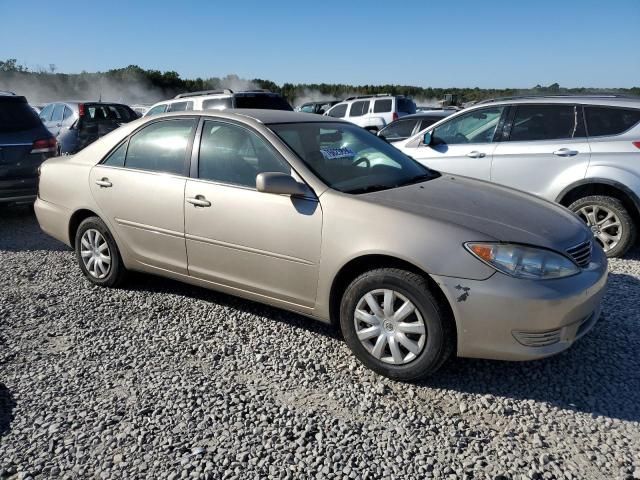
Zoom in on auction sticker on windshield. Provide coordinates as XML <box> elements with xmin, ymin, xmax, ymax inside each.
<box><xmin>320</xmin><ymin>147</ymin><xmax>355</xmax><ymax>160</ymax></box>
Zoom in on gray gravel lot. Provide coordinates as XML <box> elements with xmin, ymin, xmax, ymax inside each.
<box><xmin>1</xmin><ymin>207</ymin><xmax>639</xmax><ymax>480</ymax></box>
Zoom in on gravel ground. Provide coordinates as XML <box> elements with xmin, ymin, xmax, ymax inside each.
<box><xmin>1</xmin><ymin>207</ymin><xmax>639</xmax><ymax>480</ymax></box>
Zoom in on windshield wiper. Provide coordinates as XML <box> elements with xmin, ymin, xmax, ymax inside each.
<box><xmin>343</xmin><ymin>184</ymin><xmax>394</xmax><ymax>194</ymax></box>
<box><xmin>395</xmin><ymin>173</ymin><xmax>435</xmax><ymax>187</ymax></box>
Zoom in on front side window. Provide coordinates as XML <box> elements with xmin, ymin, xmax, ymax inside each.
<box><xmin>374</xmin><ymin>99</ymin><xmax>392</xmax><ymax>113</ymax></box>
<box><xmin>270</xmin><ymin>122</ymin><xmax>435</xmax><ymax>194</ymax></box>
<box><xmin>585</xmin><ymin>106</ymin><xmax>640</xmax><ymax>137</ymax></box>
<box><xmin>167</xmin><ymin>101</ymin><xmax>193</xmax><ymax>112</ymax></box>
<box><xmin>432</xmin><ymin>107</ymin><xmax>504</xmax><ymax>145</ymax></box>
<box><xmin>300</xmin><ymin>104</ymin><xmax>315</xmax><ymax>113</ymax></box>
<box><xmin>509</xmin><ymin>105</ymin><xmax>584</xmax><ymax>142</ymax></box>
<box><xmin>124</xmin><ymin>119</ymin><xmax>196</xmax><ymax>175</ymax></box>
<box><xmin>146</xmin><ymin>104</ymin><xmax>167</xmax><ymax>116</ymax></box>
<box><xmin>52</xmin><ymin>104</ymin><xmax>64</xmax><ymax>123</ymax></box>
<box><xmin>349</xmin><ymin>100</ymin><xmax>370</xmax><ymax>117</ymax></box>
<box><xmin>63</xmin><ymin>106</ymin><xmax>73</xmax><ymax>121</ymax></box>
<box><xmin>202</xmin><ymin>98</ymin><xmax>233</xmax><ymax>110</ymax></box>
<box><xmin>420</xmin><ymin>117</ymin><xmax>444</xmax><ymax>131</ymax></box>
<box><xmin>198</xmin><ymin>121</ymin><xmax>290</xmax><ymax>188</ymax></box>
<box><xmin>380</xmin><ymin>119</ymin><xmax>417</xmax><ymax>140</ymax></box>
<box><xmin>327</xmin><ymin>104</ymin><xmax>348</xmax><ymax>118</ymax></box>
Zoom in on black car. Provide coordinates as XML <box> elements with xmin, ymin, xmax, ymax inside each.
<box><xmin>297</xmin><ymin>100</ymin><xmax>341</xmax><ymax>115</ymax></box>
<box><xmin>39</xmin><ymin>102</ymin><xmax>138</xmax><ymax>155</ymax></box>
<box><xmin>378</xmin><ymin>110</ymin><xmax>454</xmax><ymax>142</ymax></box>
<box><xmin>0</xmin><ymin>93</ymin><xmax>57</xmax><ymax>205</ymax></box>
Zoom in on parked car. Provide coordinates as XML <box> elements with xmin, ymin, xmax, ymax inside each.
<box><xmin>0</xmin><ymin>92</ymin><xmax>57</xmax><ymax>205</ymax></box>
<box><xmin>296</xmin><ymin>100</ymin><xmax>341</xmax><ymax>115</ymax></box>
<box><xmin>394</xmin><ymin>95</ymin><xmax>640</xmax><ymax>257</ymax></box>
<box><xmin>130</xmin><ymin>105</ymin><xmax>150</xmax><ymax>117</ymax></box>
<box><xmin>325</xmin><ymin>94</ymin><xmax>417</xmax><ymax>133</ymax></box>
<box><xmin>378</xmin><ymin>111</ymin><xmax>454</xmax><ymax>143</ymax></box>
<box><xmin>145</xmin><ymin>89</ymin><xmax>293</xmax><ymax>116</ymax></box>
<box><xmin>35</xmin><ymin>110</ymin><xmax>607</xmax><ymax>381</ymax></box>
<box><xmin>39</xmin><ymin>102</ymin><xmax>138</xmax><ymax>155</ymax></box>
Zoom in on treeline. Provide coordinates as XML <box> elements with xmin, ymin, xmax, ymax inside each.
<box><xmin>1</xmin><ymin>59</ymin><xmax>638</xmax><ymax>105</ymax></box>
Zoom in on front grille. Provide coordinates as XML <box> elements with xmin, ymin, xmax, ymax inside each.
<box><xmin>512</xmin><ymin>328</ymin><xmax>561</xmax><ymax>347</ymax></box>
<box><xmin>566</xmin><ymin>240</ymin><xmax>592</xmax><ymax>268</ymax></box>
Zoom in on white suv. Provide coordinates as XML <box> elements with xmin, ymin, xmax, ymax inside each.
<box><xmin>394</xmin><ymin>95</ymin><xmax>640</xmax><ymax>257</ymax></box>
<box><xmin>324</xmin><ymin>94</ymin><xmax>416</xmax><ymax>133</ymax></box>
<box><xmin>145</xmin><ymin>89</ymin><xmax>292</xmax><ymax>116</ymax></box>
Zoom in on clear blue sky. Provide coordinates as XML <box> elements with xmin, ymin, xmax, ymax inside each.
<box><xmin>1</xmin><ymin>0</ymin><xmax>638</xmax><ymax>88</ymax></box>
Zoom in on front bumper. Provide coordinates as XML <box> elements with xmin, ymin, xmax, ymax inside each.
<box><xmin>432</xmin><ymin>246</ymin><xmax>608</xmax><ymax>361</ymax></box>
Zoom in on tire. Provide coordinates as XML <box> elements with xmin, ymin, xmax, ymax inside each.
<box><xmin>569</xmin><ymin>195</ymin><xmax>636</xmax><ymax>258</ymax></box>
<box><xmin>339</xmin><ymin>268</ymin><xmax>454</xmax><ymax>381</ymax></box>
<box><xmin>74</xmin><ymin>216</ymin><xmax>127</xmax><ymax>287</ymax></box>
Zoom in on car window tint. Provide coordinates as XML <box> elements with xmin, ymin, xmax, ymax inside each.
<box><xmin>146</xmin><ymin>104</ymin><xmax>167</xmax><ymax>116</ymax></box>
<box><xmin>167</xmin><ymin>101</ymin><xmax>193</xmax><ymax>112</ymax></box>
<box><xmin>300</xmin><ymin>104</ymin><xmax>315</xmax><ymax>113</ymax></box>
<box><xmin>397</xmin><ymin>98</ymin><xmax>417</xmax><ymax>114</ymax></box>
<box><xmin>235</xmin><ymin>95</ymin><xmax>293</xmax><ymax>111</ymax></box>
<box><xmin>433</xmin><ymin>107</ymin><xmax>504</xmax><ymax>145</ymax></box>
<box><xmin>374</xmin><ymin>99</ymin><xmax>392</xmax><ymax>113</ymax></box>
<box><xmin>198</xmin><ymin>120</ymin><xmax>290</xmax><ymax>188</ymax></box>
<box><xmin>509</xmin><ymin>105</ymin><xmax>584</xmax><ymax>142</ymax></box>
<box><xmin>103</xmin><ymin>142</ymin><xmax>127</xmax><ymax>167</ymax></box>
<box><xmin>381</xmin><ymin>119</ymin><xmax>417</xmax><ymax>140</ymax></box>
<box><xmin>420</xmin><ymin>117</ymin><xmax>442</xmax><ymax>131</ymax></box>
<box><xmin>585</xmin><ymin>106</ymin><xmax>640</xmax><ymax>137</ymax></box>
<box><xmin>125</xmin><ymin>119</ymin><xmax>196</xmax><ymax>175</ymax></box>
<box><xmin>349</xmin><ymin>100</ymin><xmax>370</xmax><ymax>117</ymax></box>
<box><xmin>39</xmin><ymin>104</ymin><xmax>54</xmax><ymax>122</ymax></box>
<box><xmin>202</xmin><ymin>98</ymin><xmax>233</xmax><ymax>110</ymax></box>
<box><xmin>328</xmin><ymin>104</ymin><xmax>347</xmax><ymax>118</ymax></box>
<box><xmin>52</xmin><ymin>104</ymin><xmax>64</xmax><ymax>122</ymax></box>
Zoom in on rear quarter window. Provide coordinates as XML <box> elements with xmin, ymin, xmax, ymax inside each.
<box><xmin>585</xmin><ymin>106</ymin><xmax>640</xmax><ymax>137</ymax></box>
<box><xmin>374</xmin><ymin>99</ymin><xmax>392</xmax><ymax>113</ymax></box>
<box><xmin>397</xmin><ymin>98</ymin><xmax>417</xmax><ymax>115</ymax></box>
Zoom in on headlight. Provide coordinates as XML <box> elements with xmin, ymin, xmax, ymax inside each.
<box><xmin>465</xmin><ymin>242</ymin><xmax>580</xmax><ymax>279</ymax></box>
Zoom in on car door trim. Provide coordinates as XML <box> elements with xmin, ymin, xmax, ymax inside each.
<box><xmin>115</xmin><ymin>218</ymin><xmax>184</xmax><ymax>239</ymax></box>
<box><xmin>185</xmin><ymin>233</ymin><xmax>316</xmax><ymax>265</ymax></box>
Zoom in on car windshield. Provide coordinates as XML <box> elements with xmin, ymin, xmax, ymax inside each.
<box><xmin>269</xmin><ymin>122</ymin><xmax>436</xmax><ymax>194</ymax></box>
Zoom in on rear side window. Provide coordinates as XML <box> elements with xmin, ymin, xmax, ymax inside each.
<box><xmin>124</xmin><ymin>119</ymin><xmax>196</xmax><ymax>175</ymax></box>
<box><xmin>63</xmin><ymin>106</ymin><xmax>73</xmax><ymax>121</ymax></box>
<box><xmin>202</xmin><ymin>98</ymin><xmax>233</xmax><ymax>110</ymax></box>
<box><xmin>328</xmin><ymin>104</ymin><xmax>348</xmax><ymax>118</ymax></box>
<box><xmin>585</xmin><ymin>106</ymin><xmax>640</xmax><ymax>137</ymax></box>
<box><xmin>167</xmin><ymin>101</ymin><xmax>193</xmax><ymax>112</ymax></box>
<box><xmin>0</xmin><ymin>98</ymin><xmax>42</xmax><ymax>132</ymax></box>
<box><xmin>52</xmin><ymin>104</ymin><xmax>64</xmax><ymax>122</ymax></box>
<box><xmin>397</xmin><ymin>98</ymin><xmax>416</xmax><ymax>115</ymax></box>
<box><xmin>509</xmin><ymin>105</ymin><xmax>584</xmax><ymax>142</ymax></box>
<box><xmin>39</xmin><ymin>104</ymin><xmax>54</xmax><ymax>122</ymax></box>
<box><xmin>374</xmin><ymin>99</ymin><xmax>392</xmax><ymax>113</ymax></box>
<box><xmin>103</xmin><ymin>142</ymin><xmax>127</xmax><ymax>167</ymax></box>
<box><xmin>349</xmin><ymin>101</ymin><xmax>370</xmax><ymax>117</ymax></box>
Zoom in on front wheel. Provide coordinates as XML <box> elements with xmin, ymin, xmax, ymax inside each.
<box><xmin>339</xmin><ymin>268</ymin><xmax>454</xmax><ymax>381</ymax></box>
<box><xmin>75</xmin><ymin>216</ymin><xmax>127</xmax><ymax>287</ymax></box>
<box><xmin>569</xmin><ymin>195</ymin><xmax>636</xmax><ymax>258</ymax></box>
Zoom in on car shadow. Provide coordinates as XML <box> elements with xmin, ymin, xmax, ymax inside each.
<box><xmin>422</xmin><ymin>270</ymin><xmax>640</xmax><ymax>423</ymax></box>
<box><xmin>0</xmin><ymin>206</ymin><xmax>68</xmax><ymax>252</ymax></box>
<box><xmin>0</xmin><ymin>383</ymin><xmax>16</xmax><ymax>437</ymax></box>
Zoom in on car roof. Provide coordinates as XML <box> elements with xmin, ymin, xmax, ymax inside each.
<box><xmin>149</xmin><ymin>109</ymin><xmax>346</xmax><ymax>125</ymax></box>
<box><xmin>476</xmin><ymin>95</ymin><xmax>640</xmax><ymax>108</ymax></box>
<box><xmin>400</xmin><ymin>111</ymin><xmax>452</xmax><ymax>119</ymax></box>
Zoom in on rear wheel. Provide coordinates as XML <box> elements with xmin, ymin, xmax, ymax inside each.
<box><xmin>74</xmin><ymin>216</ymin><xmax>127</xmax><ymax>287</ymax></box>
<box><xmin>340</xmin><ymin>268</ymin><xmax>454</xmax><ymax>381</ymax></box>
<box><xmin>569</xmin><ymin>195</ymin><xmax>636</xmax><ymax>258</ymax></box>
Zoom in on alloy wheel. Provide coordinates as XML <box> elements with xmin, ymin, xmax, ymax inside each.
<box><xmin>577</xmin><ymin>205</ymin><xmax>622</xmax><ymax>252</ymax></box>
<box><xmin>353</xmin><ymin>289</ymin><xmax>426</xmax><ymax>365</ymax></box>
<box><xmin>80</xmin><ymin>229</ymin><xmax>111</xmax><ymax>279</ymax></box>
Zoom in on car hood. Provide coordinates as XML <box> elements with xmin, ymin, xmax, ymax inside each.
<box><xmin>360</xmin><ymin>174</ymin><xmax>590</xmax><ymax>251</ymax></box>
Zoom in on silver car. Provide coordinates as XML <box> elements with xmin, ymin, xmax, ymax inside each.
<box><xmin>395</xmin><ymin>95</ymin><xmax>640</xmax><ymax>258</ymax></box>
<box><xmin>35</xmin><ymin>110</ymin><xmax>607</xmax><ymax>381</ymax></box>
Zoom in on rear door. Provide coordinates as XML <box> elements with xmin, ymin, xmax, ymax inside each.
<box><xmin>491</xmin><ymin>104</ymin><xmax>590</xmax><ymax>199</ymax></box>
<box><xmin>402</xmin><ymin>105</ymin><xmax>506</xmax><ymax>180</ymax></box>
<box><xmin>89</xmin><ymin>118</ymin><xmax>197</xmax><ymax>274</ymax></box>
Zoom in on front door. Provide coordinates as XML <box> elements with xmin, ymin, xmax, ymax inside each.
<box><xmin>401</xmin><ymin>105</ymin><xmax>506</xmax><ymax>180</ymax></box>
<box><xmin>89</xmin><ymin>118</ymin><xmax>197</xmax><ymax>274</ymax></box>
<box><xmin>184</xmin><ymin>120</ymin><xmax>322</xmax><ymax>307</ymax></box>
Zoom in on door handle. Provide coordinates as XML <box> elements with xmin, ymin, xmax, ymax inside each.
<box><xmin>186</xmin><ymin>195</ymin><xmax>211</xmax><ymax>207</ymax></box>
<box><xmin>466</xmin><ymin>151</ymin><xmax>486</xmax><ymax>158</ymax></box>
<box><xmin>553</xmin><ymin>148</ymin><xmax>579</xmax><ymax>157</ymax></box>
<box><xmin>95</xmin><ymin>178</ymin><xmax>112</xmax><ymax>188</ymax></box>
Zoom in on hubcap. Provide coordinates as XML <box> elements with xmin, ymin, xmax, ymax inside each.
<box><xmin>80</xmin><ymin>229</ymin><xmax>111</xmax><ymax>279</ymax></box>
<box><xmin>354</xmin><ymin>289</ymin><xmax>426</xmax><ymax>365</ymax></box>
<box><xmin>576</xmin><ymin>205</ymin><xmax>622</xmax><ymax>252</ymax></box>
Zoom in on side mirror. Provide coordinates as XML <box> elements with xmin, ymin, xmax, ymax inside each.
<box><xmin>423</xmin><ymin>131</ymin><xmax>433</xmax><ymax>146</ymax></box>
<box><xmin>256</xmin><ymin>172</ymin><xmax>309</xmax><ymax>197</ymax></box>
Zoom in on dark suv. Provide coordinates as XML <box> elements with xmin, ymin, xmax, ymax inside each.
<box><xmin>39</xmin><ymin>102</ymin><xmax>138</xmax><ymax>155</ymax></box>
<box><xmin>0</xmin><ymin>92</ymin><xmax>57</xmax><ymax>205</ymax></box>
